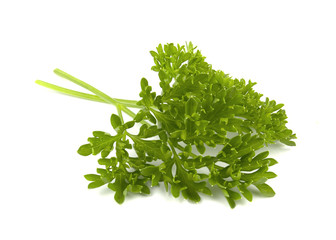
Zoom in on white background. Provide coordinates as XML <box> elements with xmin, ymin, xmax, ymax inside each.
<box><xmin>1</xmin><ymin>0</ymin><xmax>335</xmax><ymax>239</ymax></box>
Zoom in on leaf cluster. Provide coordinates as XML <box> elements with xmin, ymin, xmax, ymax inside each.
<box><xmin>76</xmin><ymin>42</ymin><xmax>296</xmax><ymax>207</ymax></box>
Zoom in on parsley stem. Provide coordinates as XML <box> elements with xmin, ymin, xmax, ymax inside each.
<box><xmin>53</xmin><ymin>68</ymin><xmax>118</xmax><ymax>105</ymax></box>
<box><xmin>117</xmin><ymin>104</ymin><xmax>127</xmax><ymax>141</ymax></box>
<box><xmin>174</xmin><ymin>143</ymin><xmax>197</xmax><ymax>158</ymax></box>
<box><xmin>168</xmin><ymin>140</ymin><xmax>182</xmax><ymax>166</ymax></box>
<box><xmin>35</xmin><ymin>79</ymin><xmax>152</xmax><ymax>126</ymax></box>
<box><xmin>117</xmin><ymin>105</ymin><xmax>124</xmax><ymax>124</ymax></box>
<box><xmin>35</xmin><ymin>80</ymin><xmax>106</xmax><ymax>103</ymax></box>
<box><xmin>36</xmin><ymin>79</ymin><xmax>140</xmax><ymax>108</ymax></box>
<box><xmin>52</xmin><ymin>68</ymin><xmax>142</xmax><ymax>119</ymax></box>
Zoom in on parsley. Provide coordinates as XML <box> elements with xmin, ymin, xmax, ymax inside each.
<box><xmin>36</xmin><ymin>42</ymin><xmax>296</xmax><ymax>207</ymax></box>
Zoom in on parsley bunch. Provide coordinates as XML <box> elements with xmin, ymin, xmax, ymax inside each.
<box><xmin>36</xmin><ymin>42</ymin><xmax>296</xmax><ymax>207</ymax></box>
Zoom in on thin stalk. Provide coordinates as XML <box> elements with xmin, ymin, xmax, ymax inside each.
<box><xmin>117</xmin><ymin>105</ymin><xmax>124</xmax><ymax>125</ymax></box>
<box><xmin>36</xmin><ymin>79</ymin><xmax>140</xmax><ymax>107</ymax></box>
<box><xmin>117</xmin><ymin>104</ymin><xmax>127</xmax><ymax>141</ymax></box>
<box><xmin>115</xmin><ymin>98</ymin><xmax>139</xmax><ymax>106</ymax></box>
<box><xmin>168</xmin><ymin>140</ymin><xmax>190</xmax><ymax>186</ymax></box>
<box><xmin>168</xmin><ymin>140</ymin><xmax>182</xmax><ymax>167</ymax></box>
<box><xmin>53</xmin><ymin>68</ymin><xmax>140</xmax><ymax>119</ymax></box>
<box><xmin>36</xmin><ymin>70</ymin><xmax>152</xmax><ymax>126</ymax></box>
<box><xmin>53</xmin><ymin>68</ymin><xmax>120</xmax><ymax>105</ymax></box>
<box><xmin>174</xmin><ymin>143</ymin><xmax>198</xmax><ymax>158</ymax></box>
<box><xmin>35</xmin><ymin>80</ymin><xmax>106</xmax><ymax>103</ymax></box>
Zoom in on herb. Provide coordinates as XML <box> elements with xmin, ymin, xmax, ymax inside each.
<box><xmin>36</xmin><ymin>42</ymin><xmax>296</xmax><ymax>207</ymax></box>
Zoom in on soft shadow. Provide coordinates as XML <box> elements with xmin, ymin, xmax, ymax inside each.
<box><xmin>99</xmin><ymin>187</ymin><xmax>114</xmax><ymax>196</ymax></box>
<box><xmin>201</xmin><ymin>185</ymin><xmax>251</xmax><ymax>207</ymax></box>
<box><xmin>97</xmin><ymin>181</ymin><xmax>272</xmax><ymax>207</ymax></box>
<box><xmin>263</xmin><ymin>142</ymin><xmax>292</xmax><ymax>156</ymax></box>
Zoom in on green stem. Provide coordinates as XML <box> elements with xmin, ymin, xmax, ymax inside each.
<box><xmin>36</xmin><ymin>79</ymin><xmax>140</xmax><ymax>108</ymax></box>
<box><xmin>174</xmin><ymin>143</ymin><xmax>198</xmax><ymax>158</ymax></box>
<box><xmin>117</xmin><ymin>105</ymin><xmax>124</xmax><ymax>125</ymax></box>
<box><xmin>52</xmin><ymin>68</ymin><xmax>140</xmax><ymax>119</ymax></box>
<box><xmin>53</xmin><ymin>68</ymin><xmax>117</xmax><ymax>105</ymax></box>
<box><xmin>115</xmin><ymin>99</ymin><xmax>139</xmax><ymax>106</ymax></box>
<box><xmin>117</xmin><ymin>105</ymin><xmax>127</xmax><ymax>141</ymax></box>
<box><xmin>36</xmin><ymin>69</ymin><xmax>153</xmax><ymax>126</ymax></box>
<box><xmin>167</xmin><ymin>139</ymin><xmax>192</xmax><ymax>188</ymax></box>
<box><xmin>168</xmin><ymin>140</ymin><xmax>182</xmax><ymax>167</ymax></box>
<box><xmin>35</xmin><ymin>80</ymin><xmax>106</xmax><ymax>103</ymax></box>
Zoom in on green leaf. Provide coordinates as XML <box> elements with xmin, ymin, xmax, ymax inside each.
<box><xmin>171</xmin><ymin>130</ymin><xmax>187</xmax><ymax>141</ymax></box>
<box><xmin>221</xmin><ymin>188</ymin><xmax>230</xmax><ymax>197</ymax></box>
<box><xmin>87</xmin><ymin>134</ymin><xmax>119</xmax><ymax>156</ymax></box>
<box><xmin>200</xmin><ymin>187</ymin><xmax>212</xmax><ymax>196</ymax></box>
<box><xmin>158</xmin><ymin>70</ymin><xmax>168</xmax><ymax>81</ymax></box>
<box><xmin>185</xmin><ymin>97</ymin><xmax>197</xmax><ymax>116</ymax></box>
<box><xmin>238</xmin><ymin>185</ymin><xmax>253</xmax><ymax>202</ymax></box>
<box><xmin>171</xmin><ymin>183</ymin><xmax>181</xmax><ymax>198</ymax></box>
<box><xmin>134</xmin><ymin>110</ymin><xmax>146</xmax><ymax>122</ymax></box>
<box><xmin>150</xmin><ymin>50</ymin><xmax>158</xmax><ymax>58</ymax></box>
<box><xmin>84</xmin><ymin>174</ymin><xmax>101</xmax><ymax>181</ymax></box>
<box><xmin>264</xmin><ymin>171</ymin><xmax>277</xmax><ymax>179</ymax></box>
<box><xmin>141</xmin><ymin>166</ymin><xmax>159</xmax><ymax>176</ymax></box>
<box><xmin>110</xmin><ymin>114</ymin><xmax>122</xmax><ymax>130</ymax></box>
<box><xmin>77</xmin><ymin>144</ymin><xmax>92</xmax><ymax>156</ymax></box>
<box><xmin>195</xmin><ymin>140</ymin><xmax>205</xmax><ymax>154</ymax></box>
<box><xmin>253</xmin><ymin>151</ymin><xmax>269</xmax><ymax>162</ymax></box>
<box><xmin>229</xmin><ymin>135</ymin><xmax>242</xmax><ymax>148</ymax></box>
<box><xmin>101</xmin><ymin>149</ymin><xmax>111</xmax><ymax>158</ymax></box>
<box><xmin>226</xmin><ymin>197</ymin><xmax>236</xmax><ymax>209</ymax></box>
<box><xmin>141</xmin><ymin>185</ymin><xmax>150</xmax><ymax>194</ymax></box>
<box><xmin>280</xmin><ymin>139</ymin><xmax>296</xmax><ymax>146</ymax></box>
<box><xmin>140</xmin><ymin>78</ymin><xmax>148</xmax><ymax>91</ymax></box>
<box><xmin>254</xmin><ymin>183</ymin><xmax>276</xmax><ymax>197</ymax></box>
<box><xmin>114</xmin><ymin>191</ymin><xmax>125</xmax><ymax>204</ymax></box>
<box><xmin>127</xmin><ymin>184</ymin><xmax>143</xmax><ymax>193</ymax></box>
<box><xmin>241</xmin><ymin>166</ymin><xmax>268</xmax><ymax>182</ymax></box>
<box><xmin>141</xmin><ymin>165</ymin><xmax>162</xmax><ymax>186</ymax></box>
<box><xmin>266</xmin><ymin>158</ymin><xmax>278</xmax><ymax>166</ymax></box>
<box><xmin>123</xmin><ymin>121</ymin><xmax>135</xmax><ymax>129</ymax></box>
<box><xmin>98</xmin><ymin>158</ymin><xmax>112</xmax><ymax>166</ymax></box>
<box><xmin>253</xmin><ymin>177</ymin><xmax>268</xmax><ymax>185</ymax></box>
<box><xmin>273</xmin><ymin>103</ymin><xmax>284</xmax><ymax>112</ymax></box>
<box><xmin>227</xmin><ymin>189</ymin><xmax>241</xmax><ymax>200</ymax></box>
<box><xmin>88</xmin><ymin>180</ymin><xmax>105</xmax><ymax>189</ymax></box>
<box><xmin>108</xmin><ymin>175</ymin><xmax>128</xmax><ymax>204</ymax></box>
<box><xmin>182</xmin><ymin>188</ymin><xmax>201</xmax><ymax>203</ymax></box>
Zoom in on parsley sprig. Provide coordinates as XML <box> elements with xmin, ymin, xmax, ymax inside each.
<box><xmin>36</xmin><ymin>42</ymin><xmax>296</xmax><ymax>207</ymax></box>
